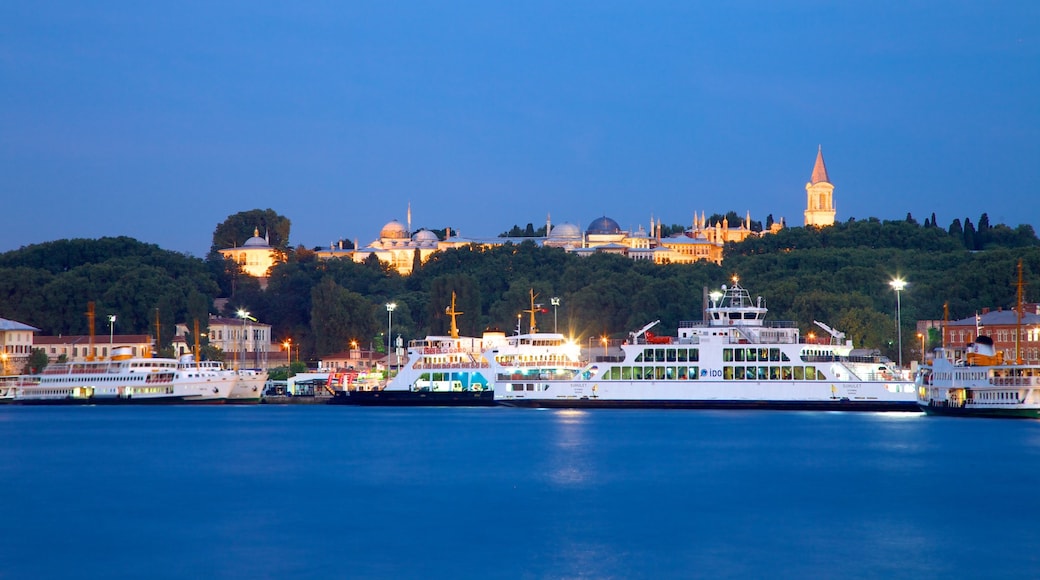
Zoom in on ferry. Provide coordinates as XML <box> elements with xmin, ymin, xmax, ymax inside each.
<box><xmin>331</xmin><ymin>291</ymin><xmax>585</xmax><ymax>406</ymax></box>
<box><xmin>11</xmin><ymin>347</ymin><xmax>186</xmax><ymax>404</ymax></box>
<box><xmin>230</xmin><ymin>367</ymin><xmax>268</xmax><ymax>403</ymax></box>
<box><xmin>175</xmin><ymin>356</ymin><xmax>236</xmax><ymax>403</ymax></box>
<box><xmin>916</xmin><ymin>337</ymin><xmax>1040</xmax><ymax>419</ymax></box>
<box><xmin>495</xmin><ymin>278</ymin><xmax>918</xmax><ymax>410</ymax></box>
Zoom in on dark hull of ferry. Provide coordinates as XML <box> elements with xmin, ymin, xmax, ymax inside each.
<box><xmin>920</xmin><ymin>403</ymin><xmax>1040</xmax><ymax>419</ymax></box>
<box><xmin>330</xmin><ymin>390</ymin><xmax>497</xmax><ymax>406</ymax></box>
<box><xmin>498</xmin><ymin>398</ymin><xmax>920</xmax><ymax>412</ymax></box>
<box><xmin>10</xmin><ymin>397</ymin><xmax>225</xmax><ymax>405</ymax></box>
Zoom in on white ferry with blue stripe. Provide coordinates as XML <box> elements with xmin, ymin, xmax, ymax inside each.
<box><xmin>495</xmin><ymin>278</ymin><xmax>918</xmax><ymax>410</ymax></box>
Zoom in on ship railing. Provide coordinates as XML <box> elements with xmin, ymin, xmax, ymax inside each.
<box><xmin>413</xmin><ymin>362</ymin><xmax>490</xmax><ymax>370</ymax></box>
<box><xmin>679</xmin><ymin>320</ymin><xmax>798</xmax><ymax>329</ymax></box>
<box><xmin>495</xmin><ymin>360</ymin><xmax>584</xmax><ymax>368</ymax></box>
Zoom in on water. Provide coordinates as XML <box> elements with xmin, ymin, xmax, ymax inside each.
<box><xmin>1</xmin><ymin>406</ymin><xmax>1039</xmax><ymax>579</ymax></box>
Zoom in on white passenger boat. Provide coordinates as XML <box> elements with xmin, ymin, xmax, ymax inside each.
<box><xmin>917</xmin><ymin>337</ymin><xmax>1040</xmax><ymax>419</ymax></box>
<box><xmin>331</xmin><ymin>291</ymin><xmax>585</xmax><ymax>406</ymax></box>
<box><xmin>175</xmin><ymin>356</ymin><xmax>235</xmax><ymax>403</ymax></box>
<box><xmin>12</xmin><ymin>347</ymin><xmax>187</xmax><ymax>404</ymax></box>
<box><xmin>495</xmin><ymin>278</ymin><xmax>918</xmax><ymax>410</ymax></box>
<box><xmin>230</xmin><ymin>368</ymin><xmax>268</xmax><ymax>403</ymax></box>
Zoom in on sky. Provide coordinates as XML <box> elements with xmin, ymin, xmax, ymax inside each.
<box><xmin>2</xmin><ymin>1</ymin><xmax>1038</xmax><ymax>258</ymax></box>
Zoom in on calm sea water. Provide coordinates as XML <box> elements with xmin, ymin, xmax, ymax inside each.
<box><xmin>1</xmin><ymin>406</ymin><xmax>1039</xmax><ymax>579</ymax></box>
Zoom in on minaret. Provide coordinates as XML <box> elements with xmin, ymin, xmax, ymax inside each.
<box><xmin>546</xmin><ymin>213</ymin><xmax>552</xmax><ymax>237</ymax></box>
<box><xmin>804</xmin><ymin>146</ymin><xmax>836</xmax><ymax>227</ymax></box>
<box><xmin>407</xmin><ymin>202</ymin><xmax>412</xmax><ymax>234</ymax></box>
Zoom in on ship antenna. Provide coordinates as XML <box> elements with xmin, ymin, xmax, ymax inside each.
<box><xmin>523</xmin><ymin>289</ymin><xmax>540</xmax><ymax>334</ymax></box>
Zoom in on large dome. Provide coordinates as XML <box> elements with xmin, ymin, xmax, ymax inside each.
<box><xmin>587</xmin><ymin>216</ymin><xmax>622</xmax><ymax>235</ymax></box>
<box><xmin>549</xmin><ymin>223</ymin><xmax>581</xmax><ymax>239</ymax></box>
<box><xmin>380</xmin><ymin>220</ymin><xmax>409</xmax><ymax>240</ymax></box>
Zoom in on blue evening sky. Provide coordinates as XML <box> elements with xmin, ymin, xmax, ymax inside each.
<box><xmin>2</xmin><ymin>2</ymin><xmax>1037</xmax><ymax>257</ymax></box>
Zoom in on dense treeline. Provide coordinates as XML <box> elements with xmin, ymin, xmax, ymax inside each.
<box><xmin>0</xmin><ymin>237</ymin><xmax>217</xmax><ymax>351</ymax></box>
<box><xmin>3</xmin><ymin>213</ymin><xmax>1040</xmax><ymax>366</ymax></box>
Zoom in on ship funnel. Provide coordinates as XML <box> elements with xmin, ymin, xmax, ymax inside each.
<box><xmin>111</xmin><ymin>346</ymin><xmax>134</xmax><ymax>361</ymax></box>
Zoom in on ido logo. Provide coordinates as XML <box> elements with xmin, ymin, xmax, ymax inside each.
<box><xmin>704</xmin><ymin>369</ymin><xmax>723</xmax><ymax>378</ymax></box>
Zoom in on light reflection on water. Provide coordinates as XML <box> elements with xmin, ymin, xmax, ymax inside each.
<box><xmin>1</xmin><ymin>406</ymin><xmax>1039</xmax><ymax>579</ymax></box>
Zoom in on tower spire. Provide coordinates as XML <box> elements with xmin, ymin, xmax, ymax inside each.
<box><xmin>811</xmin><ymin>145</ymin><xmax>830</xmax><ymax>184</ymax></box>
<box><xmin>407</xmin><ymin>202</ymin><xmax>412</xmax><ymax>234</ymax></box>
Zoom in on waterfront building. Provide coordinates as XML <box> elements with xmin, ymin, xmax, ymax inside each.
<box><xmin>175</xmin><ymin>315</ymin><xmax>272</xmax><ymax>370</ymax></box>
<box><xmin>0</xmin><ymin>317</ymin><xmax>40</xmax><ymax>375</ymax></box>
<box><xmin>218</xmin><ymin>228</ymin><xmax>281</xmax><ymax>287</ymax></box>
<box><xmin>943</xmin><ymin>305</ymin><xmax>1040</xmax><ymax>364</ymax></box>
<box><xmin>34</xmin><ymin>334</ymin><xmax>155</xmax><ymax>363</ymax></box>
<box><xmin>804</xmin><ymin>146</ymin><xmax>836</xmax><ymax>227</ymax></box>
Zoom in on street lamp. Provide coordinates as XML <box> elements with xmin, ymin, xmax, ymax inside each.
<box><xmin>601</xmin><ymin>335</ymin><xmax>608</xmax><ymax>357</ymax></box>
<box><xmin>386</xmin><ymin>303</ymin><xmax>397</xmax><ymax>370</ymax></box>
<box><xmin>283</xmin><ymin>339</ymin><xmax>292</xmax><ymax>366</ymax></box>
<box><xmin>551</xmin><ymin>297</ymin><xmax>560</xmax><ymax>333</ymax></box>
<box><xmin>917</xmin><ymin>332</ymin><xmax>926</xmax><ymax>361</ymax></box>
<box><xmin>890</xmin><ymin>278</ymin><xmax>907</xmax><ymax>368</ymax></box>
<box><xmin>237</xmin><ymin>309</ymin><xmax>256</xmax><ymax>370</ymax></box>
<box><xmin>108</xmin><ymin>315</ymin><xmax>117</xmax><ymax>351</ymax></box>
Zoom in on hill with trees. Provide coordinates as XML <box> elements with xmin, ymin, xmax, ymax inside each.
<box><xmin>3</xmin><ymin>211</ymin><xmax>1040</xmax><ymax>367</ymax></box>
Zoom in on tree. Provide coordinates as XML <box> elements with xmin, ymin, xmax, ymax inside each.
<box><xmin>25</xmin><ymin>348</ymin><xmax>49</xmax><ymax>374</ymax></box>
<box><xmin>310</xmin><ymin>278</ymin><xmax>378</xmax><ymax>356</ymax></box>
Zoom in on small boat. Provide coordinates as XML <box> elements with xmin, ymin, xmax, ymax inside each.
<box><xmin>917</xmin><ymin>336</ymin><xmax>1040</xmax><ymax>419</ymax></box>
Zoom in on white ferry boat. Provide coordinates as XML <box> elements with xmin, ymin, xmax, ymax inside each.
<box><xmin>12</xmin><ymin>347</ymin><xmax>186</xmax><ymax>404</ymax></box>
<box><xmin>230</xmin><ymin>367</ymin><xmax>268</xmax><ymax>403</ymax></box>
<box><xmin>175</xmin><ymin>356</ymin><xmax>235</xmax><ymax>403</ymax></box>
<box><xmin>495</xmin><ymin>278</ymin><xmax>918</xmax><ymax>410</ymax></box>
<box><xmin>331</xmin><ymin>291</ymin><xmax>585</xmax><ymax>406</ymax></box>
<box><xmin>916</xmin><ymin>336</ymin><xmax>1040</xmax><ymax>419</ymax></box>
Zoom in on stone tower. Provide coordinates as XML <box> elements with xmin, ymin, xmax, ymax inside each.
<box><xmin>804</xmin><ymin>146</ymin><xmax>836</xmax><ymax>227</ymax></box>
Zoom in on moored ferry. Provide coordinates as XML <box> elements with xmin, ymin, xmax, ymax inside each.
<box><xmin>916</xmin><ymin>337</ymin><xmax>1040</xmax><ymax>419</ymax></box>
<box><xmin>495</xmin><ymin>278</ymin><xmax>918</xmax><ymax>410</ymax></box>
<box><xmin>330</xmin><ymin>331</ymin><xmax>503</xmax><ymax>406</ymax></box>
<box><xmin>331</xmin><ymin>291</ymin><xmax>585</xmax><ymax>406</ymax></box>
<box><xmin>175</xmin><ymin>356</ymin><xmax>235</xmax><ymax>403</ymax></box>
<box><xmin>11</xmin><ymin>346</ymin><xmax>220</xmax><ymax>404</ymax></box>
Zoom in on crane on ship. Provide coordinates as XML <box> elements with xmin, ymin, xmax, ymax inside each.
<box><xmin>813</xmin><ymin>320</ymin><xmax>846</xmax><ymax>344</ymax></box>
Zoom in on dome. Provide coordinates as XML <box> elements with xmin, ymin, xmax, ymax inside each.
<box><xmin>587</xmin><ymin>216</ymin><xmax>622</xmax><ymax>235</ymax></box>
<box><xmin>548</xmin><ymin>223</ymin><xmax>581</xmax><ymax>239</ymax></box>
<box><xmin>243</xmin><ymin>228</ymin><xmax>269</xmax><ymax>248</ymax></box>
<box><xmin>380</xmin><ymin>220</ymin><xmax>409</xmax><ymax>240</ymax></box>
<box><xmin>412</xmin><ymin>229</ymin><xmax>439</xmax><ymax>242</ymax></box>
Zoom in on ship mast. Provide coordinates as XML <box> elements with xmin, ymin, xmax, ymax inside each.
<box><xmin>1016</xmin><ymin>259</ymin><xmax>1024</xmax><ymax>365</ymax></box>
<box><xmin>942</xmin><ymin>302</ymin><xmax>948</xmax><ymax>349</ymax></box>
<box><xmin>194</xmin><ymin>319</ymin><xmax>202</xmax><ymax>370</ymax></box>
<box><xmin>523</xmin><ymin>289</ymin><xmax>540</xmax><ymax>334</ymax></box>
<box><xmin>445</xmin><ymin>291</ymin><xmax>463</xmax><ymax>339</ymax></box>
<box><xmin>86</xmin><ymin>302</ymin><xmax>96</xmax><ymax>361</ymax></box>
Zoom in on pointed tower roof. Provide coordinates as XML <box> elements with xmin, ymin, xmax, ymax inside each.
<box><xmin>810</xmin><ymin>145</ymin><xmax>830</xmax><ymax>184</ymax></box>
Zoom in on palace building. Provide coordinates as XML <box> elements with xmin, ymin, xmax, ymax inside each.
<box><xmin>218</xmin><ymin>228</ymin><xmax>281</xmax><ymax>287</ymax></box>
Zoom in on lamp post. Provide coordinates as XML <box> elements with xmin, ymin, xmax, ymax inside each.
<box><xmin>237</xmin><ymin>309</ymin><xmax>256</xmax><ymax>370</ymax></box>
<box><xmin>386</xmin><ymin>302</ymin><xmax>397</xmax><ymax>371</ymax></box>
<box><xmin>551</xmin><ymin>297</ymin><xmax>560</xmax><ymax>333</ymax></box>
<box><xmin>917</xmin><ymin>332</ymin><xmax>926</xmax><ymax>361</ymax></box>
<box><xmin>283</xmin><ymin>339</ymin><xmax>292</xmax><ymax>366</ymax></box>
<box><xmin>601</xmin><ymin>335</ymin><xmax>608</xmax><ymax>357</ymax></box>
<box><xmin>108</xmin><ymin>314</ymin><xmax>116</xmax><ymax>350</ymax></box>
<box><xmin>890</xmin><ymin>278</ymin><xmax>907</xmax><ymax>368</ymax></box>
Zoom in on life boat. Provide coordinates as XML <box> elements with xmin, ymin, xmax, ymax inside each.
<box><xmin>644</xmin><ymin>331</ymin><xmax>672</xmax><ymax>345</ymax></box>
